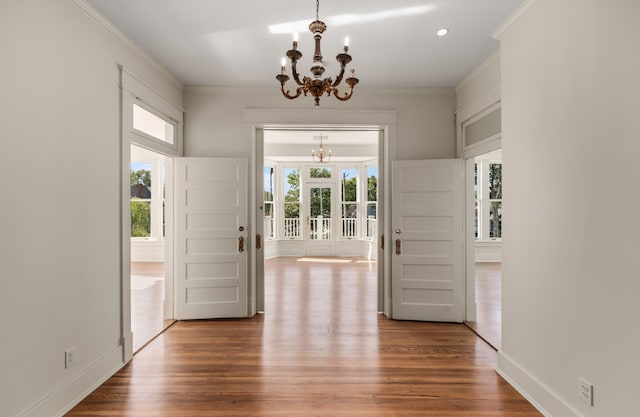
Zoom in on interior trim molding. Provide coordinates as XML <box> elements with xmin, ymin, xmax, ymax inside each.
<box><xmin>497</xmin><ymin>351</ymin><xmax>582</xmax><ymax>417</ymax></box>
<box><xmin>492</xmin><ymin>0</ymin><xmax>542</xmax><ymax>40</ymax></box>
<box><xmin>66</xmin><ymin>0</ymin><xmax>183</xmax><ymax>90</ymax></box>
<box><xmin>455</xmin><ymin>50</ymin><xmax>500</xmax><ymax>93</ymax></box>
<box><xmin>18</xmin><ymin>346</ymin><xmax>124</xmax><ymax>417</ymax></box>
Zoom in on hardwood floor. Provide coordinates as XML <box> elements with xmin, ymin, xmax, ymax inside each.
<box><xmin>131</xmin><ymin>262</ymin><xmax>173</xmax><ymax>353</ymax></box>
<box><xmin>67</xmin><ymin>257</ymin><xmax>539</xmax><ymax>417</ymax></box>
<box><xmin>465</xmin><ymin>262</ymin><xmax>502</xmax><ymax>351</ymax></box>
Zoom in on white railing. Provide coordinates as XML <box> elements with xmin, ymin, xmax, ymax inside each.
<box><xmin>310</xmin><ymin>217</ymin><xmax>331</xmax><ymax>240</ymax></box>
<box><xmin>366</xmin><ymin>217</ymin><xmax>377</xmax><ymax>240</ymax></box>
<box><xmin>283</xmin><ymin>218</ymin><xmax>300</xmax><ymax>238</ymax></box>
<box><xmin>264</xmin><ymin>216</ymin><xmax>275</xmax><ymax>239</ymax></box>
<box><xmin>342</xmin><ymin>218</ymin><xmax>358</xmax><ymax>238</ymax></box>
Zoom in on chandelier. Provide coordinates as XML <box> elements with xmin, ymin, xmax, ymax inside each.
<box><xmin>312</xmin><ymin>134</ymin><xmax>331</xmax><ymax>163</ymax></box>
<box><xmin>276</xmin><ymin>0</ymin><xmax>359</xmax><ymax>107</ymax></box>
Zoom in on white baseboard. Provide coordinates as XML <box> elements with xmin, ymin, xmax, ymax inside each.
<box><xmin>19</xmin><ymin>346</ymin><xmax>124</xmax><ymax>417</ymax></box>
<box><xmin>497</xmin><ymin>351</ymin><xmax>583</xmax><ymax>417</ymax></box>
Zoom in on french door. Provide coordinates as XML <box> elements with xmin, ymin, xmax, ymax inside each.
<box><xmin>305</xmin><ymin>182</ymin><xmax>336</xmax><ymax>256</ymax></box>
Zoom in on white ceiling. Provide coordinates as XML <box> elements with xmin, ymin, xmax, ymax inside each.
<box><xmin>264</xmin><ymin>130</ymin><xmax>378</xmax><ymax>162</ymax></box>
<box><xmin>85</xmin><ymin>0</ymin><xmax>524</xmax><ymax>88</ymax></box>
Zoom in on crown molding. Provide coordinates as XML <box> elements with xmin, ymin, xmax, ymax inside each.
<box><xmin>492</xmin><ymin>0</ymin><xmax>542</xmax><ymax>40</ymax></box>
<box><xmin>67</xmin><ymin>0</ymin><xmax>183</xmax><ymax>90</ymax></box>
<box><xmin>185</xmin><ymin>85</ymin><xmax>454</xmax><ymax>96</ymax></box>
<box><xmin>455</xmin><ymin>50</ymin><xmax>501</xmax><ymax>93</ymax></box>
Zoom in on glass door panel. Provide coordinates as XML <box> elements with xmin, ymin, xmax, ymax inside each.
<box><xmin>309</xmin><ymin>186</ymin><xmax>332</xmax><ymax>240</ymax></box>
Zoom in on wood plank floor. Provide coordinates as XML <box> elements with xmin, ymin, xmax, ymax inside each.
<box><xmin>465</xmin><ymin>262</ymin><xmax>502</xmax><ymax>351</ymax></box>
<box><xmin>67</xmin><ymin>257</ymin><xmax>540</xmax><ymax>417</ymax></box>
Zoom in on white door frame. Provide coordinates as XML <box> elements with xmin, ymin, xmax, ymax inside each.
<box><xmin>243</xmin><ymin>109</ymin><xmax>397</xmax><ymax>317</ymax></box>
<box><xmin>120</xmin><ymin>67</ymin><xmax>183</xmax><ymax>363</ymax></box>
<box><xmin>456</xmin><ymin>95</ymin><xmax>502</xmax><ymax>322</ymax></box>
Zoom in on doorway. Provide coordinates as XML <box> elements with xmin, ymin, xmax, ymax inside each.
<box><xmin>465</xmin><ymin>149</ymin><xmax>502</xmax><ymax>350</ymax></box>
<box><xmin>130</xmin><ymin>144</ymin><xmax>173</xmax><ymax>352</ymax></box>
<box><xmin>261</xmin><ymin>128</ymin><xmax>382</xmax><ymax>313</ymax></box>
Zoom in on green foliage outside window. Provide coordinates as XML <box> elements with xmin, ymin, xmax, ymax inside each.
<box><xmin>131</xmin><ymin>169</ymin><xmax>151</xmax><ymax>186</ymax></box>
<box><xmin>131</xmin><ymin>200</ymin><xmax>151</xmax><ymax>237</ymax></box>
<box><xmin>130</xmin><ymin>168</ymin><xmax>151</xmax><ymax>237</ymax></box>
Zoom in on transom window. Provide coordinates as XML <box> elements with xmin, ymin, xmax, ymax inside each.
<box><xmin>133</xmin><ymin>104</ymin><xmax>175</xmax><ymax>145</ymax></box>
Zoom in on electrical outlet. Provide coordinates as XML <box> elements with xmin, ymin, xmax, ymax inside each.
<box><xmin>64</xmin><ymin>347</ymin><xmax>77</xmax><ymax>369</ymax></box>
<box><xmin>578</xmin><ymin>377</ymin><xmax>593</xmax><ymax>406</ymax></box>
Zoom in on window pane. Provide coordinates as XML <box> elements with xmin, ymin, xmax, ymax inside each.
<box><xmin>264</xmin><ymin>202</ymin><xmax>275</xmax><ymax>239</ymax></box>
<box><xmin>131</xmin><ymin>200</ymin><xmax>151</xmax><ymax>237</ymax></box>
<box><xmin>489</xmin><ymin>201</ymin><xmax>502</xmax><ymax>238</ymax></box>
<box><xmin>133</xmin><ymin>104</ymin><xmax>174</xmax><ymax>144</ymax></box>
<box><xmin>264</xmin><ymin>166</ymin><xmax>274</xmax><ymax>202</ymax></box>
<box><xmin>474</xmin><ymin>200</ymin><xmax>479</xmax><ymax>239</ymax></box>
<box><xmin>310</xmin><ymin>167</ymin><xmax>331</xmax><ymax>178</ymax></box>
<box><xmin>341</xmin><ymin>168</ymin><xmax>357</xmax><ymax>202</ymax></box>
<box><xmin>367</xmin><ymin>166</ymin><xmax>378</xmax><ymax>202</ymax></box>
<box><xmin>489</xmin><ymin>163</ymin><xmax>502</xmax><ymax>199</ymax></box>
<box><xmin>366</xmin><ymin>203</ymin><xmax>377</xmax><ymax>239</ymax></box>
<box><xmin>283</xmin><ymin>202</ymin><xmax>300</xmax><ymax>238</ymax></box>
<box><xmin>310</xmin><ymin>187</ymin><xmax>331</xmax><ymax>218</ymax></box>
<box><xmin>284</xmin><ymin>168</ymin><xmax>300</xmax><ymax>202</ymax></box>
<box><xmin>474</xmin><ymin>163</ymin><xmax>478</xmax><ymax>200</ymax></box>
<box><xmin>130</xmin><ymin>162</ymin><xmax>151</xmax><ymax>238</ymax></box>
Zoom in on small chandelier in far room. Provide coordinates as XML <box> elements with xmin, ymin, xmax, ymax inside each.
<box><xmin>276</xmin><ymin>0</ymin><xmax>359</xmax><ymax>107</ymax></box>
<box><xmin>312</xmin><ymin>134</ymin><xmax>331</xmax><ymax>163</ymax></box>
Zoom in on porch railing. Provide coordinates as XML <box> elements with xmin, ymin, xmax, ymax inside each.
<box><xmin>283</xmin><ymin>218</ymin><xmax>300</xmax><ymax>238</ymax></box>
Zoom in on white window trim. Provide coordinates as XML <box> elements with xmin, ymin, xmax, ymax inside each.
<box><xmin>475</xmin><ymin>156</ymin><xmax>502</xmax><ymax>242</ymax></box>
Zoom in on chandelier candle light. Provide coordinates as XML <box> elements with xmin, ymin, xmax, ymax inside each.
<box><xmin>276</xmin><ymin>0</ymin><xmax>359</xmax><ymax>107</ymax></box>
<box><xmin>312</xmin><ymin>133</ymin><xmax>331</xmax><ymax>163</ymax></box>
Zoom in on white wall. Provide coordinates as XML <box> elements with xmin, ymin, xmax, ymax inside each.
<box><xmin>184</xmin><ymin>86</ymin><xmax>456</xmax><ymax>159</ymax></box>
<box><xmin>0</xmin><ymin>1</ymin><xmax>182</xmax><ymax>416</ymax></box>
<box><xmin>497</xmin><ymin>1</ymin><xmax>640</xmax><ymax>416</ymax></box>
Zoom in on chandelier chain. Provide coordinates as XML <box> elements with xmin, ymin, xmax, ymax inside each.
<box><xmin>316</xmin><ymin>0</ymin><xmax>319</xmax><ymax>21</ymax></box>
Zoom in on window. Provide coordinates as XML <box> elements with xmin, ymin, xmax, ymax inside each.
<box><xmin>130</xmin><ymin>145</ymin><xmax>166</xmax><ymax>240</ymax></box>
<box><xmin>365</xmin><ymin>166</ymin><xmax>378</xmax><ymax>240</ymax></box>
<box><xmin>133</xmin><ymin>104</ymin><xmax>175</xmax><ymax>145</ymax></box>
<box><xmin>475</xmin><ymin>154</ymin><xmax>502</xmax><ymax>241</ymax></box>
<box><xmin>310</xmin><ymin>167</ymin><xmax>332</xmax><ymax>179</ymax></box>
<box><xmin>488</xmin><ymin>163</ymin><xmax>502</xmax><ymax>238</ymax></box>
<box><xmin>341</xmin><ymin>168</ymin><xmax>358</xmax><ymax>238</ymax></box>
<box><xmin>283</xmin><ymin>168</ymin><xmax>301</xmax><ymax>238</ymax></box>
<box><xmin>264</xmin><ymin>166</ymin><xmax>275</xmax><ymax>240</ymax></box>
<box><xmin>130</xmin><ymin>162</ymin><xmax>152</xmax><ymax>237</ymax></box>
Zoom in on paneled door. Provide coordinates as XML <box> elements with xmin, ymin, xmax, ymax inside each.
<box><xmin>391</xmin><ymin>159</ymin><xmax>464</xmax><ymax>322</ymax></box>
<box><xmin>175</xmin><ymin>157</ymin><xmax>248</xmax><ymax>319</ymax></box>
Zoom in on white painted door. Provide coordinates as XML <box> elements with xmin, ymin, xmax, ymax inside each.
<box><xmin>391</xmin><ymin>159</ymin><xmax>464</xmax><ymax>322</ymax></box>
<box><xmin>175</xmin><ymin>157</ymin><xmax>248</xmax><ymax>319</ymax></box>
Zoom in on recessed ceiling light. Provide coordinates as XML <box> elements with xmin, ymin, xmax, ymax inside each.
<box><xmin>436</xmin><ymin>28</ymin><xmax>449</xmax><ymax>37</ymax></box>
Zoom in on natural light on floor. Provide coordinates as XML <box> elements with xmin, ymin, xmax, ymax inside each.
<box><xmin>297</xmin><ymin>257</ymin><xmax>353</xmax><ymax>263</ymax></box>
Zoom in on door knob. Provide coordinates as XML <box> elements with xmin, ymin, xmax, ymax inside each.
<box><xmin>395</xmin><ymin>239</ymin><xmax>401</xmax><ymax>255</ymax></box>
